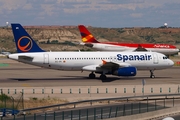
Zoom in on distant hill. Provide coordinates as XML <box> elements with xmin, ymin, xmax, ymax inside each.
<box><xmin>0</xmin><ymin>26</ymin><xmax>180</xmax><ymax>52</ymax></box>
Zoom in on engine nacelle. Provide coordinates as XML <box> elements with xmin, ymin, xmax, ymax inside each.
<box><xmin>112</xmin><ymin>67</ymin><xmax>137</xmax><ymax>76</ymax></box>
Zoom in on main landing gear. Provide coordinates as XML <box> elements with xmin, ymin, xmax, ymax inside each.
<box><xmin>88</xmin><ymin>72</ymin><xmax>107</xmax><ymax>81</ymax></box>
<box><xmin>100</xmin><ymin>74</ymin><xmax>107</xmax><ymax>80</ymax></box>
<box><xmin>89</xmin><ymin>72</ymin><xmax>96</xmax><ymax>79</ymax></box>
<box><xmin>150</xmin><ymin>70</ymin><xmax>155</xmax><ymax>78</ymax></box>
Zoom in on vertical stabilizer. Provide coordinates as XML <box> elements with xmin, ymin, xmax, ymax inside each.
<box><xmin>11</xmin><ymin>23</ymin><xmax>45</xmax><ymax>53</ymax></box>
<box><xmin>78</xmin><ymin>25</ymin><xmax>99</xmax><ymax>43</ymax></box>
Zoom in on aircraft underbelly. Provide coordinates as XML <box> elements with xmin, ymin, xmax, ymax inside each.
<box><xmin>49</xmin><ymin>61</ymin><xmax>87</xmax><ymax>71</ymax></box>
<box><xmin>100</xmin><ymin>47</ymin><xmax>125</xmax><ymax>51</ymax></box>
<box><xmin>147</xmin><ymin>48</ymin><xmax>177</xmax><ymax>55</ymax></box>
<box><xmin>136</xmin><ymin>64</ymin><xmax>168</xmax><ymax>70</ymax></box>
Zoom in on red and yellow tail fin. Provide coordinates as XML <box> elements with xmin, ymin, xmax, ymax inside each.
<box><xmin>78</xmin><ymin>25</ymin><xmax>99</xmax><ymax>43</ymax></box>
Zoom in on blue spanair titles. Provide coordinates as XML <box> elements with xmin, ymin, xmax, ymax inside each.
<box><xmin>117</xmin><ymin>54</ymin><xmax>152</xmax><ymax>62</ymax></box>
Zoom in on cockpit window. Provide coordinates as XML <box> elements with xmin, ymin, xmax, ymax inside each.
<box><xmin>163</xmin><ymin>56</ymin><xmax>168</xmax><ymax>59</ymax></box>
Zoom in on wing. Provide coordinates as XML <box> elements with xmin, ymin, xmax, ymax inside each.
<box><xmin>82</xmin><ymin>60</ymin><xmax>131</xmax><ymax>72</ymax></box>
<box><xmin>98</xmin><ymin>60</ymin><xmax>132</xmax><ymax>71</ymax></box>
<box><xmin>135</xmin><ymin>44</ymin><xmax>148</xmax><ymax>51</ymax></box>
<box><xmin>80</xmin><ymin>42</ymin><xmax>93</xmax><ymax>48</ymax></box>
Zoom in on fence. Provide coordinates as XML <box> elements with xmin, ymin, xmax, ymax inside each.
<box><xmin>1</xmin><ymin>85</ymin><xmax>180</xmax><ymax>119</ymax></box>
<box><xmin>0</xmin><ymin>90</ymin><xmax>24</xmax><ymax>113</ymax></box>
<box><xmin>1</xmin><ymin>96</ymin><xmax>180</xmax><ymax>120</ymax></box>
<box><xmin>0</xmin><ymin>85</ymin><xmax>180</xmax><ymax>95</ymax></box>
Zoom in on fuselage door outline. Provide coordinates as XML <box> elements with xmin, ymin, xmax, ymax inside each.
<box><xmin>44</xmin><ymin>54</ymin><xmax>49</xmax><ymax>64</ymax></box>
<box><xmin>153</xmin><ymin>53</ymin><xmax>158</xmax><ymax>64</ymax></box>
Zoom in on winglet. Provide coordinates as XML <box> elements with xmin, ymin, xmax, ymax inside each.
<box><xmin>78</xmin><ymin>25</ymin><xmax>99</xmax><ymax>43</ymax></box>
<box><xmin>11</xmin><ymin>23</ymin><xmax>45</xmax><ymax>53</ymax></box>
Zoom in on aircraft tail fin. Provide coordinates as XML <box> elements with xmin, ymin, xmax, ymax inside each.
<box><xmin>78</xmin><ymin>25</ymin><xmax>99</xmax><ymax>43</ymax></box>
<box><xmin>11</xmin><ymin>23</ymin><xmax>45</xmax><ymax>53</ymax></box>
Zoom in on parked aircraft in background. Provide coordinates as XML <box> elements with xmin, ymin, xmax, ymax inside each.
<box><xmin>8</xmin><ymin>24</ymin><xmax>174</xmax><ymax>81</ymax></box>
<box><xmin>1</xmin><ymin>52</ymin><xmax>11</xmax><ymax>56</ymax></box>
<box><xmin>78</xmin><ymin>25</ymin><xmax>179</xmax><ymax>55</ymax></box>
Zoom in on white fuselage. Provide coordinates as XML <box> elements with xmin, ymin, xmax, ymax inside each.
<box><xmin>88</xmin><ymin>43</ymin><xmax>179</xmax><ymax>55</ymax></box>
<box><xmin>8</xmin><ymin>51</ymin><xmax>174</xmax><ymax>72</ymax></box>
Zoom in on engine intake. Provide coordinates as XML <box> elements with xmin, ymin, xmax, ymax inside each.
<box><xmin>113</xmin><ymin>67</ymin><xmax>137</xmax><ymax>76</ymax></box>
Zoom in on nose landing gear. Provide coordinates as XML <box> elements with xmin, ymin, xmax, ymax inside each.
<box><xmin>150</xmin><ymin>70</ymin><xmax>155</xmax><ymax>78</ymax></box>
<box><xmin>88</xmin><ymin>72</ymin><xmax>108</xmax><ymax>81</ymax></box>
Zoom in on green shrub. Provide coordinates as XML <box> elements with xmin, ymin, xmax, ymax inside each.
<box><xmin>0</xmin><ymin>94</ymin><xmax>11</xmax><ymax>101</ymax></box>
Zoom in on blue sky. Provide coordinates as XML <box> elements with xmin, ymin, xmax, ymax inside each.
<box><xmin>0</xmin><ymin>0</ymin><xmax>180</xmax><ymax>28</ymax></box>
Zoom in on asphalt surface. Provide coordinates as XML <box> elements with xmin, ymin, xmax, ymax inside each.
<box><xmin>0</xmin><ymin>59</ymin><xmax>180</xmax><ymax>87</ymax></box>
<box><xmin>1</xmin><ymin>58</ymin><xmax>180</xmax><ymax>120</ymax></box>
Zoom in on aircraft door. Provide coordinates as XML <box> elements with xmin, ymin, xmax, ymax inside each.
<box><xmin>153</xmin><ymin>53</ymin><xmax>158</xmax><ymax>64</ymax></box>
<box><xmin>44</xmin><ymin>54</ymin><xmax>49</xmax><ymax>64</ymax></box>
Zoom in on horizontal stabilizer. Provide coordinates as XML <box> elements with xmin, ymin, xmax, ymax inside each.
<box><xmin>18</xmin><ymin>56</ymin><xmax>33</xmax><ymax>61</ymax></box>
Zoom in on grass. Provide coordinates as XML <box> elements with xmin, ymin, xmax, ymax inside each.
<box><xmin>23</xmin><ymin>97</ymin><xmax>69</xmax><ymax>114</ymax></box>
<box><xmin>0</xmin><ymin>93</ymin><xmax>69</xmax><ymax>114</ymax></box>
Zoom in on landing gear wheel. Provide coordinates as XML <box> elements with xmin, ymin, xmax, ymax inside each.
<box><xmin>150</xmin><ymin>70</ymin><xmax>155</xmax><ymax>79</ymax></box>
<box><xmin>89</xmin><ymin>72</ymin><xmax>96</xmax><ymax>79</ymax></box>
<box><xmin>150</xmin><ymin>75</ymin><xmax>155</xmax><ymax>78</ymax></box>
<box><xmin>100</xmin><ymin>74</ymin><xmax>107</xmax><ymax>81</ymax></box>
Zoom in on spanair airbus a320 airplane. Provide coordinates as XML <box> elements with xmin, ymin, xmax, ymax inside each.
<box><xmin>78</xmin><ymin>25</ymin><xmax>179</xmax><ymax>55</ymax></box>
<box><xmin>8</xmin><ymin>24</ymin><xmax>174</xmax><ymax>81</ymax></box>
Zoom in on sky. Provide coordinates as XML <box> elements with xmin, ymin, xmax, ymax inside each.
<box><xmin>0</xmin><ymin>0</ymin><xmax>180</xmax><ymax>28</ymax></box>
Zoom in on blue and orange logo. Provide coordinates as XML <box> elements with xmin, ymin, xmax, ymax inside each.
<box><xmin>17</xmin><ymin>36</ymin><xmax>33</xmax><ymax>52</ymax></box>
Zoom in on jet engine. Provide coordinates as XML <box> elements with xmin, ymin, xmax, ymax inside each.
<box><xmin>112</xmin><ymin>67</ymin><xmax>137</xmax><ymax>76</ymax></box>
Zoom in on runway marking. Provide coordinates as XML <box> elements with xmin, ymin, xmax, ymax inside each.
<box><xmin>21</xmin><ymin>84</ymin><xmax>31</xmax><ymax>87</ymax></box>
<box><xmin>0</xmin><ymin>63</ymin><xmax>9</xmax><ymax>67</ymax></box>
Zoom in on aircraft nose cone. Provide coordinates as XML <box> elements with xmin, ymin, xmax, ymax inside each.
<box><xmin>175</xmin><ymin>49</ymin><xmax>179</xmax><ymax>52</ymax></box>
<box><xmin>168</xmin><ymin>60</ymin><xmax>174</xmax><ymax>66</ymax></box>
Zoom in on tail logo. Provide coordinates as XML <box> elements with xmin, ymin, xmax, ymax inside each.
<box><xmin>82</xmin><ymin>34</ymin><xmax>93</xmax><ymax>42</ymax></box>
<box><xmin>17</xmin><ymin>36</ymin><xmax>33</xmax><ymax>52</ymax></box>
